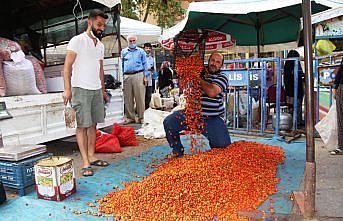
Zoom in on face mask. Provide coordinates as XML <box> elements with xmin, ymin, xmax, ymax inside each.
<box><xmin>129</xmin><ymin>43</ymin><xmax>136</xmax><ymax>49</ymax></box>
<box><xmin>91</xmin><ymin>25</ymin><xmax>103</xmax><ymax>40</ymax></box>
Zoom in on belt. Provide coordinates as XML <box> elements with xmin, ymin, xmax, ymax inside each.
<box><xmin>124</xmin><ymin>70</ymin><xmax>144</xmax><ymax>75</ymax></box>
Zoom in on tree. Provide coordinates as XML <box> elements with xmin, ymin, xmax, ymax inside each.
<box><xmin>120</xmin><ymin>0</ymin><xmax>185</xmax><ymax>28</ymax></box>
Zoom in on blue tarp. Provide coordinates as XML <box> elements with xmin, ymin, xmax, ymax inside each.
<box><xmin>0</xmin><ymin>136</ymin><xmax>306</xmax><ymax>221</ymax></box>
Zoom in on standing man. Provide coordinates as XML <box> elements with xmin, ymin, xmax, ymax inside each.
<box><xmin>63</xmin><ymin>9</ymin><xmax>109</xmax><ymax>177</ymax></box>
<box><xmin>121</xmin><ymin>35</ymin><xmax>148</xmax><ymax>124</ymax></box>
<box><xmin>163</xmin><ymin>53</ymin><xmax>231</xmax><ymax>158</ymax></box>
<box><xmin>144</xmin><ymin>43</ymin><xmax>154</xmax><ymax>110</ymax></box>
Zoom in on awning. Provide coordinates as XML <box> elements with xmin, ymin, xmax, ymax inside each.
<box><xmin>160</xmin><ymin>0</ymin><xmax>340</xmax><ymax>53</ymax></box>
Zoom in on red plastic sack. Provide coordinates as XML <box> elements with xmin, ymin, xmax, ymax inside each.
<box><xmin>111</xmin><ymin>123</ymin><xmax>122</xmax><ymax>136</ymax></box>
<box><xmin>111</xmin><ymin>123</ymin><xmax>137</xmax><ymax>146</ymax></box>
<box><xmin>95</xmin><ymin>130</ymin><xmax>122</xmax><ymax>153</ymax></box>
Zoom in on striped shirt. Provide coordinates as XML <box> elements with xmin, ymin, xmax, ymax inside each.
<box><xmin>201</xmin><ymin>71</ymin><xmax>229</xmax><ymax>117</ymax></box>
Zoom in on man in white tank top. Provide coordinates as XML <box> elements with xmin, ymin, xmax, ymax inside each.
<box><xmin>63</xmin><ymin>9</ymin><xmax>109</xmax><ymax>177</ymax></box>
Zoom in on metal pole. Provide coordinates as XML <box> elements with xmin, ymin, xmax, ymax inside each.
<box><xmin>293</xmin><ymin>58</ymin><xmax>299</xmax><ymax>131</ymax></box>
<box><xmin>274</xmin><ymin>57</ymin><xmax>281</xmax><ymax>137</ymax></box>
<box><xmin>41</xmin><ymin>19</ymin><xmax>47</xmax><ymax>65</ymax></box>
<box><xmin>256</xmin><ymin>14</ymin><xmax>261</xmax><ymax>58</ymax></box>
<box><xmin>114</xmin><ymin>4</ymin><xmax>122</xmax><ymax>54</ymax></box>
<box><xmin>75</xmin><ymin>18</ymin><xmax>79</xmax><ymax>35</ymax></box>
<box><xmin>302</xmin><ymin>0</ymin><xmax>316</xmax><ymax>218</ymax></box>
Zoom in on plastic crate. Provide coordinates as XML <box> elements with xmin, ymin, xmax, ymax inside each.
<box><xmin>0</xmin><ymin>153</ymin><xmax>52</xmax><ymax>196</ymax></box>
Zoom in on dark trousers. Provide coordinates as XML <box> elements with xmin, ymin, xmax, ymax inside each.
<box><xmin>152</xmin><ymin>79</ymin><xmax>156</xmax><ymax>92</ymax></box>
<box><xmin>337</xmin><ymin>85</ymin><xmax>343</xmax><ymax>148</ymax></box>
<box><xmin>145</xmin><ymin>86</ymin><xmax>153</xmax><ymax>110</ymax></box>
<box><xmin>163</xmin><ymin>110</ymin><xmax>231</xmax><ymax>154</ymax></box>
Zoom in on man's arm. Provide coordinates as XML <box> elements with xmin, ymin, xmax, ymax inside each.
<box><xmin>141</xmin><ymin>50</ymin><xmax>148</xmax><ymax>85</ymax></box>
<box><xmin>200</xmin><ymin>79</ymin><xmax>222</xmax><ymax>98</ymax></box>
<box><xmin>63</xmin><ymin>51</ymin><xmax>77</xmax><ymax>105</ymax></box>
<box><xmin>141</xmin><ymin>51</ymin><xmax>148</xmax><ymax>76</ymax></box>
<box><xmin>121</xmin><ymin>50</ymin><xmax>125</xmax><ymax>74</ymax></box>
<box><xmin>99</xmin><ymin>59</ymin><xmax>109</xmax><ymax>103</ymax></box>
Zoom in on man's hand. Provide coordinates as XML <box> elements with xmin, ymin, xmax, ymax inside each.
<box><xmin>333</xmin><ymin>89</ymin><xmax>336</xmax><ymax>100</ymax></box>
<box><xmin>63</xmin><ymin>89</ymin><xmax>72</xmax><ymax>105</ymax></box>
<box><xmin>143</xmin><ymin>75</ymin><xmax>148</xmax><ymax>86</ymax></box>
<box><xmin>103</xmin><ymin>91</ymin><xmax>109</xmax><ymax>103</ymax></box>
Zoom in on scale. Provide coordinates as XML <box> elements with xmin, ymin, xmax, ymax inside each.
<box><xmin>0</xmin><ymin>144</ymin><xmax>47</xmax><ymax>161</ymax></box>
<box><xmin>0</xmin><ymin>102</ymin><xmax>12</xmax><ymax>121</ymax></box>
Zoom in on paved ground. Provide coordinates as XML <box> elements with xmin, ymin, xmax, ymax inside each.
<box><xmin>3</xmin><ymin>125</ymin><xmax>343</xmax><ymax>220</ymax></box>
<box><xmin>46</xmin><ymin>124</ymin><xmax>167</xmax><ymax>179</ymax></box>
<box><xmin>315</xmin><ymin>139</ymin><xmax>343</xmax><ymax>219</ymax></box>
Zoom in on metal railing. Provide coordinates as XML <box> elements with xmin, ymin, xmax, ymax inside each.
<box><xmin>219</xmin><ymin>57</ymin><xmax>300</xmax><ymax>137</ymax></box>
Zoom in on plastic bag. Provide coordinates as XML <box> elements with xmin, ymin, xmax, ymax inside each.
<box><xmin>111</xmin><ymin>123</ymin><xmax>122</xmax><ymax>136</ymax></box>
<box><xmin>111</xmin><ymin>124</ymin><xmax>137</xmax><ymax>146</ymax></box>
<box><xmin>315</xmin><ymin>101</ymin><xmax>338</xmax><ymax>148</ymax></box>
<box><xmin>26</xmin><ymin>55</ymin><xmax>47</xmax><ymax>93</ymax></box>
<box><xmin>95</xmin><ymin>130</ymin><xmax>122</xmax><ymax>153</ymax></box>
<box><xmin>150</xmin><ymin>92</ymin><xmax>163</xmax><ymax>109</ymax></box>
<box><xmin>137</xmin><ymin>108</ymin><xmax>171</xmax><ymax>139</ymax></box>
<box><xmin>315</xmin><ymin>39</ymin><xmax>336</xmax><ymax>56</ymax></box>
<box><xmin>3</xmin><ymin>59</ymin><xmax>41</xmax><ymax>96</ymax></box>
<box><xmin>64</xmin><ymin>102</ymin><xmax>76</xmax><ymax>129</ymax></box>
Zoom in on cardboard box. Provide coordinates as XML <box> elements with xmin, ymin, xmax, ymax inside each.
<box><xmin>34</xmin><ymin>157</ymin><xmax>76</xmax><ymax>201</ymax></box>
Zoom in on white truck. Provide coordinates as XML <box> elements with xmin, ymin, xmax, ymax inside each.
<box><xmin>0</xmin><ymin>0</ymin><xmax>124</xmax><ymax>146</ymax></box>
<box><xmin>0</xmin><ymin>58</ymin><xmax>124</xmax><ymax>146</ymax></box>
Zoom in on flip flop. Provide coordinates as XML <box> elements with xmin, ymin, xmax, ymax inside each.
<box><xmin>81</xmin><ymin>167</ymin><xmax>94</xmax><ymax>177</ymax></box>
<box><xmin>90</xmin><ymin>160</ymin><xmax>109</xmax><ymax>167</ymax></box>
<box><xmin>330</xmin><ymin>148</ymin><xmax>343</xmax><ymax>155</ymax></box>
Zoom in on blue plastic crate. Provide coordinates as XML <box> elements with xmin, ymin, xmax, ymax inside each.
<box><xmin>0</xmin><ymin>152</ymin><xmax>52</xmax><ymax>196</ymax></box>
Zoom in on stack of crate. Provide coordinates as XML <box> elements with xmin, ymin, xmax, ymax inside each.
<box><xmin>0</xmin><ymin>145</ymin><xmax>51</xmax><ymax>196</ymax></box>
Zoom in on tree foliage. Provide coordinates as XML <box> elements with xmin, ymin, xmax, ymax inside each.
<box><xmin>120</xmin><ymin>0</ymin><xmax>185</xmax><ymax>28</ymax></box>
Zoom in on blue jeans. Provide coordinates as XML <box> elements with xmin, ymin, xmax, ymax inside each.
<box><xmin>163</xmin><ymin>110</ymin><xmax>231</xmax><ymax>154</ymax></box>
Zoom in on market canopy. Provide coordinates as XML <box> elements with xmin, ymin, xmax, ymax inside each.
<box><xmin>161</xmin><ymin>0</ymin><xmax>341</xmax><ymax>53</ymax></box>
<box><xmin>40</xmin><ymin>15</ymin><xmax>161</xmax><ymax>45</ymax></box>
<box><xmin>0</xmin><ymin>0</ymin><xmax>121</xmax><ymax>37</ymax></box>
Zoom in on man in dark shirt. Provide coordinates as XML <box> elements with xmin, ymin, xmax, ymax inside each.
<box><xmin>331</xmin><ymin>61</ymin><xmax>343</xmax><ymax>155</ymax></box>
<box><xmin>163</xmin><ymin>53</ymin><xmax>231</xmax><ymax>157</ymax></box>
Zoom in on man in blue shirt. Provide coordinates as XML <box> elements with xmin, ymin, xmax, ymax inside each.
<box><xmin>144</xmin><ymin>43</ymin><xmax>154</xmax><ymax>110</ymax></box>
<box><xmin>121</xmin><ymin>35</ymin><xmax>148</xmax><ymax>124</ymax></box>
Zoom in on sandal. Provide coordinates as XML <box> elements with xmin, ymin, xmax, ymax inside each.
<box><xmin>90</xmin><ymin>160</ymin><xmax>109</xmax><ymax>167</ymax></box>
<box><xmin>81</xmin><ymin>167</ymin><xmax>94</xmax><ymax>177</ymax></box>
<box><xmin>330</xmin><ymin>148</ymin><xmax>343</xmax><ymax>155</ymax></box>
<box><xmin>165</xmin><ymin>151</ymin><xmax>184</xmax><ymax>159</ymax></box>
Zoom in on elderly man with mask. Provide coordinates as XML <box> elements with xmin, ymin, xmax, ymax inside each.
<box><xmin>163</xmin><ymin>52</ymin><xmax>231</xmax><ymax>158</ymax></box>
<box><xmin>121</xmin><ymin>35</ymin><xmax>148</xmax><ymax>124</ymax></box>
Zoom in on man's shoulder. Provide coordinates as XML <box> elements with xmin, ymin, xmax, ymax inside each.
<box><xmin>70</xmin><ymin>33</ymin><xmax>86</xmax><ymax>41</ymax></box>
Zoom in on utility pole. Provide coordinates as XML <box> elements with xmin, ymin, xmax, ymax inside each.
<box><xmin>302</xmin><ymin>0</ymin><xmax>316</xmax><ymax>218</ymax></box>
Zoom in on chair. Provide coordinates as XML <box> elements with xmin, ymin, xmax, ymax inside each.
<box><xmin>266</xmin><ymin>84</ymin><xmax>292</xmax><ymax>125</ymax></box>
